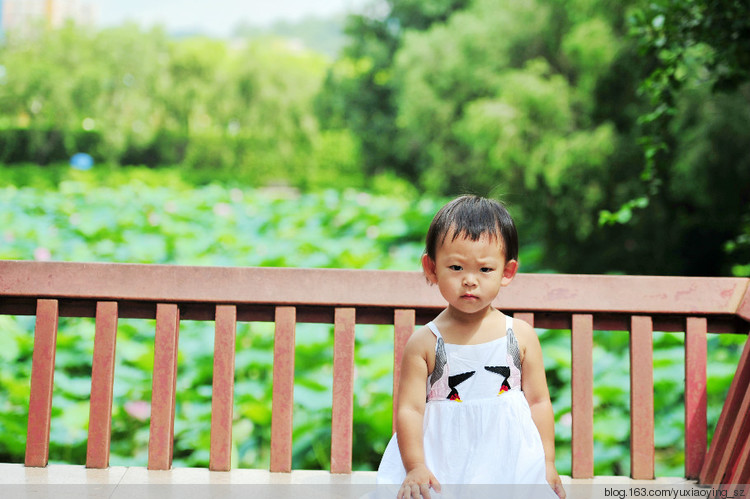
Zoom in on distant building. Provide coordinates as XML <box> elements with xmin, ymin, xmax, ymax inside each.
<box><xmin>1</xmin><ymin>0</ymin><xmax>97</xmax><ymax>35</ymax></box>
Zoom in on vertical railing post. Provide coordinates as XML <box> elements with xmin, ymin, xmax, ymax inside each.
<box><xmin>684</xmin><ymin>317</ymin><xmax>707</xmax><ymax>479</ymax></box>
<box><xmin>571</xmin><ymin>314</ymin><xmax>594</xmax><ymax>478</ymax></box>
<box><xmin>210</xmin><ymin>304</ymin><xmax>237</xmax><ymax>471</ymax></box>
<box><xmin>331</xmin><ymin>308</ymin><xmax>356</xmax><ymax>473</ymax></box>
<box><xmin>270</xmin><ymin>306</ymin><xmax>296</xmax><ymax>472</ymax></box>
<box><xmin>25</xmin><ymin>299</ymin><xmax>59</xmax><ymax>467</ymax></box>
<box><xmin>148</xmin><ymin>303</ymin><xmax>181</xmax><ymax>470</ymax></box>
<box><xmin>630</xmin><ymin>315</ymin><xmax>654</xmax><ymax>479</ymax></box>
<box><xmin>86</xmin><ymin>301</ymin><xmax>119</xmax><ymax>468</ymax></box>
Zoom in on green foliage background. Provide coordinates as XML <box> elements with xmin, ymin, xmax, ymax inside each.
<box><xmin>1</xmin><ymin>0</ymin><xmax>749</xmax><ymax>478</ymax></box>
<box><xmin>0</xmin><ymin>170</ymin><xmax>443</xmax><ymax>470</ymax></box>
<box><xmin>1</xmin><ymin>0</ymin><xmax>748</xmax><ymax>275</ymax></box>
<box><xmin>0</xmin><ymin>172</ymin><xmax>746</xmax><ymax>475</ymax></box>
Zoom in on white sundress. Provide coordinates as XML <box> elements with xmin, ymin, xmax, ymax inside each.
<box><xmin>376</xmin><ymin>315</ymin><xmax>557</xmax><ymax>495</ymax></box>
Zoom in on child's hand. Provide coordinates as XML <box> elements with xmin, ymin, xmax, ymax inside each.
<box><xmin>398</xmin><ymin>464</ymin><xmax>441</xmax><ymax>499</ymax></box>
<box><xmin>546</xmin><ymin>461</ymin><xmax>566</xmax><ymax>499</ymax></box>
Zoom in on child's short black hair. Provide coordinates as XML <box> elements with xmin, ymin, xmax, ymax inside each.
<box><xmin>425</xmin><ymin>195</ymin><xmax>519</xmax><ymax>262</ymax></box>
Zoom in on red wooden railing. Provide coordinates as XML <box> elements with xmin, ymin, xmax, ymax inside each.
<box><xmin>0</xmin><ymin>260</ymin><xmax>748</xmax><ymax>482</ymax></box>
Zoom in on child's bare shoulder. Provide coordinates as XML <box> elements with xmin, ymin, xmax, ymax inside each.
<box><xmin>511</xmin><ymin>316</ymin><xmax>535</xmax><ymax>337</ymax></box>
<box><xmin>404</xmin><ymin>325</ymin><xmax>437</xmax><ymax>354</ymax></box>
<box><xmin>511</xmin><ymin>317</ymin><xmax>542</xmax><ymax>350</ymax></box>
<box><xmin>401</xmin><ymin>325</ymin><xmax>438</xmax><ymax>373</ymax></box>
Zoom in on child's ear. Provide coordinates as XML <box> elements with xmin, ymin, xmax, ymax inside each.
<box><xmin>421</xmin><ymin>254</ymin><xmax>438</xmax><ymax>284</ymax></box>
<box><xmin>501</xmin><ymin>259</ymin><xmax>519</xmax><ymax>286</ymax></box>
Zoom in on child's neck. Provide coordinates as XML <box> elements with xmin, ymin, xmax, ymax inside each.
<box><xmin>445</xmin><ymin>304</ymin><xmax>494</xmax><ymax>324</ymax></box>
<box><xmin>438</xmin><ymin>305</ymin><xmax>503</xmax><ymax>342</ymax></box>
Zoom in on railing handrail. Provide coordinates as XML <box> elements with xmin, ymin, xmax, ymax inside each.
<box><xmin>1</xmin><ymin>260</ymin><xmax>748</xmax><ymax>324</ymax></box>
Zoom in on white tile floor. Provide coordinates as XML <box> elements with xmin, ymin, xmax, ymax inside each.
<box><xmin>0</xmin><ymin>463</ymin><xmax>383</xmax><ymax>484</ymax></box>
<box><xmin>0</xmin><ymin>463</ymin><xmax>711</xmax><ymax>499</ymax></box>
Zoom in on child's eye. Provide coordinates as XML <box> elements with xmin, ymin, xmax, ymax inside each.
<box><xmin>481</xmin><ymin>267</ymin><xmax>494</xmax><ymax>273</ymax></box>
<box><xmin>449</xmin><ymin>265</ymin><xmax>462</xmax><ymax>271</ymax></box>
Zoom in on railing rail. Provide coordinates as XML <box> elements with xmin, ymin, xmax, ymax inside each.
<box><xmin>0</xmin><ymin>260</ymin><xmax>748</xmax><ymax>481</ymax></box>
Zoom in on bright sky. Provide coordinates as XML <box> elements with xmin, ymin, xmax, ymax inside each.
<box><xmin>97</xmin><ymin>0</ymin><xmax>370</xmax><ymax>36</ymax></box>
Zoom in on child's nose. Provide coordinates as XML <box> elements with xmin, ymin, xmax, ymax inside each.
<box><xmin>463</xmin><ymin>274</ymin><xmax>478</xmax><ymax>287</ymax></box>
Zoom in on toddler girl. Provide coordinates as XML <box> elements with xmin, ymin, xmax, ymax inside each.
<box><xmin>376</xmin><ymin>195</ymin><xmax>565</xmax><ymax>499</ymax></box>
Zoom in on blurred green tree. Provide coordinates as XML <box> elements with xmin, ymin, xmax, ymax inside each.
<box><xmin>315</xmin><ymin>0</ymin><xmax>471</xmax><ymax>179</ymax></box>
<box><xmin>600</xmin><ymin>0</ymin><xmax>750</xmax><ymax>275</ymax></box>
<box><xmin>325</xmin><ymin>0</ymin><xmax>750</xmax><ymax>276</ymax></box>
<box><xmin>0</xmin><ymin>24</ymin><xmax>341</xmax><ymax>187</ymax></box>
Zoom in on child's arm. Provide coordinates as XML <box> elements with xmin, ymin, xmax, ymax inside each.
<box><xmin>395</xmin><ymin>328</ymin><xmax>441</xmax><ymax>499</ymax></box>
<box><xmin>517</xmin><ymin>320</ymin><xmax>566</xmax><ymax>499</ymax></box>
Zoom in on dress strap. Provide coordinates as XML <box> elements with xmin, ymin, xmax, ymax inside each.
<box><xmin>426</xmin><ymin>322</ymin><xmax>450</xmax><ymax>401</ymax></box>
<box><xmin>426</xmin><ymin>321</ymin><xmax>443</xmax><ymax>340</ymax></box>
<box><xmin>504</xmin><ymin>314</ymin><xmax>523</xmax><ymax>390</ymax></box>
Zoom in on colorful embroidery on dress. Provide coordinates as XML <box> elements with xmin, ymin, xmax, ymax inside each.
<box><xmin>484</xmin><ymin>365</ymin><xmax>511</xmax><ymax>395</ymax></box>
<box><xmin>425</xmin><ymin>319</ymin><xmax>522</xmax><ymax>402</ymax></box>
<box><xmin>447</xmin><ymin>371</ymin><xmax>475</xmax><ymax>402</ymax></box>
<box><xmin>506</xmin><ymin>327</ymin><xmax>522</xmax><ymax>390</ymax></box>
<box><xmin>427</xmin><ymin>337</ymin><xmax>450</xmax><ymax>401</ymax></box>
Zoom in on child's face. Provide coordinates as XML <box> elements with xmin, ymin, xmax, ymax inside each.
<box><xmin>423</xmin><ymin>231</ymin><xmax>518</xmax><ymax>316</ymax></box>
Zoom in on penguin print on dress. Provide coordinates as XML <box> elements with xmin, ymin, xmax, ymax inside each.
<box><xmin>484</xmin><ymin>365</ymin><xmax>511</xmax><ymax>394</ymax></box>
<box><xmin>485</xmin><ymin>326</ymin><xmax>523</xmax><ymax>396</ymax></box>
<box><xmin>447</xmin><ymin>371</ymin><xmax>475</xmax><ymax>401</ymax></box>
